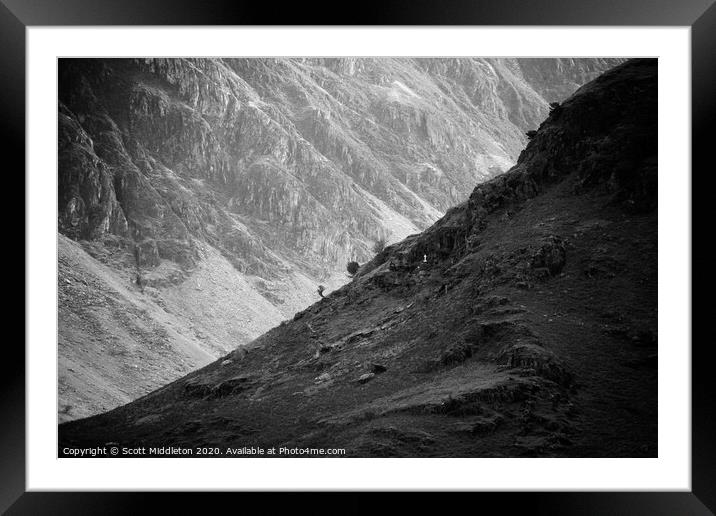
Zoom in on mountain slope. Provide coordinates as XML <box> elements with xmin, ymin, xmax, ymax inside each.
<box><xmin>58</xmin><ymin>233</ymin><xmax>301</xmax><ymax>422</ymax></box>
<box><xmin>57</xmin><ymin>58</ymin><xmax>623</xmax><ymax>421</ymax></box>
<box><xmin>59</xmin><ymin>59</ymin><xmax>657</xmax><ymax>457</ymax></box>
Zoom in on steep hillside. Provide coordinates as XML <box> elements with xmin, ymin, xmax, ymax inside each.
<box><xmin>57</xmin><ymin>57</ymin><xmax>622</xmax><ymax>421</ymax></box>
<box><xmin>59</xmin><ymin>59</ymin><xmax>657</xmax><ymax>457</ymax></box>
<box><xmin>58</xmin><ymin>233</ymin><xmax>307</xmax><ymax>422</ymax></box>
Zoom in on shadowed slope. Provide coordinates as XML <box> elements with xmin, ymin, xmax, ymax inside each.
<box><xmin>59</xmin><ymin>59</ymin><xmax>656</xmax><ymax>457</ymax></box>
<box><xmin>57</xmin><ymin>57</ymin><xmax>623</xmax><ymax>422</ymax></box>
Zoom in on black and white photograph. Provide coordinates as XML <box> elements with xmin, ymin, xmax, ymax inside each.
<box><xmin>6</xmin><ymin>0</ymin><xmax>708</xmax><ymax>509</ymax></box>
<box><xmin>56</xmin><ymin>56</ymin><xmax>658</xmax><ymax>458</ymax></box>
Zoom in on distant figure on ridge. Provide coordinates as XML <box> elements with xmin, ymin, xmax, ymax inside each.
<box><xmin>317</xmin><ymin>285</ymin><xmax>325</xmax><ymax>298</ymax></box>
<box><xmin>135</xmin><ymin>273</ymin><xmax>145</xmax><ymax>293</ymax></box>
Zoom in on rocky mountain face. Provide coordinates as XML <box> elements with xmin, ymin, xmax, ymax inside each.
<box><xmin>60</xmin><ymin>59</ymin><xmax>657</xmax><ymax>457</ymax></box>
<box><xmin>57</xmin><ymin>57</ymin><xmax>622</xmax><ymax>421</ymax></box>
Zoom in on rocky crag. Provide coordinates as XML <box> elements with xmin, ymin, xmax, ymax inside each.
<box><xmin>60</xmin><ymin>59</ymin><xmax>657</xmax><ymax>457</ymax></box>
<box><xmin>58</xmin><ymin>58</ymin><xmax>622</xmax><ymax>421</ymax></box>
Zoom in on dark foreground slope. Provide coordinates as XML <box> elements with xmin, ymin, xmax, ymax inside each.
<box><xmin>58</xmin><ymin>58</ymin><xmax>621</xmax><ymax>421</ymax></box>
<box><xmin>59</xmin><ymin>59</ymin><xmax>657</xmax><ymax>457</ymax></box>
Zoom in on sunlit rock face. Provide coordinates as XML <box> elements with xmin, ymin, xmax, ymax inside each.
<box><xmin>59</xmin><ymin>60</ymin><xmax>658</xmax><ymax>457</ymax></box>
<box><xmin>59</xmin><ymin>57</ymin><xmax>621</xmax><ymax>280</ymax></box>
<box><xmin>56</xmin><ymin>58</ymin><xmax>622</xmax><ymax>420</ymax></box>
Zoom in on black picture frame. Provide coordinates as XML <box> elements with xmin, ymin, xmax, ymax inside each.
<box><xmin>6</xmin><ymin>0</ymin><xmax>710</xmax><ymax>513</ymax></box>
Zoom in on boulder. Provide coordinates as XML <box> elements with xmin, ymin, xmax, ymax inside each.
<box><xmin>357</xmin><ymin>373</ymin><xmax>375</xmax><ymax>384</ymax></box>
<box><xmin>315</xmin><ymin>372</ymin><xmax>332</xmax><ymax>384</ymax></box>
<box><xmin>531</xmin><ymin>236</ymin><xmax>567</xmax><ymax>276</ymax></box>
